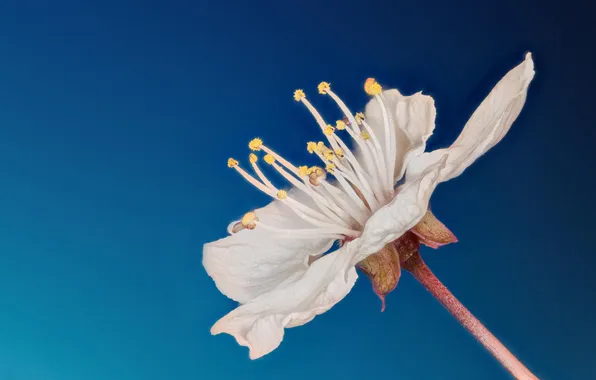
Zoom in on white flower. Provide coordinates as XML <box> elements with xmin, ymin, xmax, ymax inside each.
<box><xmin>203</xmin><ymin>53</ymin><xmax>535</xmax><ymax>359</ymax></box>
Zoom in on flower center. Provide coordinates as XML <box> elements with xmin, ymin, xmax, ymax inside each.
<box><xmin>228</xmin><ymin>80</ymin><xmax>398</xmax><ymax>240</ymax></box>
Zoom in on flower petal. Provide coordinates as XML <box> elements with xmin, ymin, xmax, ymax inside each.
<box><xmin>203</xmin><ymin>189</ymin><xmax>335</xmax><ymax>304</ymax></box>
<box><xmin>364</xmin><ymin>89</ymin><xmax>436</xmax><ymax>182</ymax></box>
<box><xmin>353</xmin><ymin>155</ymin><xmax>448</xmax><ymax>263</ymax></box>
<box><xmin>210</xmin><ymin>244</ymin><xmax>359</xmax><ymax>359</ymax></box>
<box><xmin>407</xmin><ymin>53</ymin><xmax>535</xmax><ymax>183</ymax></box>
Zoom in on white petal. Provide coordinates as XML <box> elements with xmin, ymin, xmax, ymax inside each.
<box><xmin>210</xmin><ymin>245</ymin><xmax>359</xmax><ymax>359</ymax></box>
<box><xmin>364</xmin><ymin>89</ymin><xmax>436</xmax><ymax>182</ymax></box>
<box><xmin>407</xmin><ymin>53</ymin><xmax>535</xmax><ymax>183</ymax></box>
<box><xmin>203</xmin><ymin>189</ymin><xmax>335</xmax><ymax>304</ymax></box>
<box><xmin>353</xmin><ymin>154</ymin><xmax>448</xmax><ymax>263</ymax></box>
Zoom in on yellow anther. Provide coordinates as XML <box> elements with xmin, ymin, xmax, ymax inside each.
<box><xmin>323</xmin><ymin>149</ymin><xmax>335</xmax><ymax>161</ymax></box>
<box><xmin>307</xmin><ymin>141</ymin><xmax>317</xmax><ymax>154</ymax></box>
<box><xmin>241</xmin><ymin>211</ymin><xmax>259</xmax><ymax>230</ymax></box>
<box><xmin>335</xmin><ymin>120</ymin><xmax>346</xmax><ymax>130</ymax></box>
<box><xmin>360</xmin><ymin>131</ymin><xmax>371</xmax><ymax>140</ymax></box>
<box><xmin>323</xmin><ymin>125</ymin><xmax>335</xmax><ymax>136</ymax></box>
<box><xmin>227</xmin><ymin>158</ymin><xmax>239</xmax><ymax>168</ymax></box>
<box><xmin>364</xmin><ymin>78</ymin><xmax>383</xmax><ymax>96</ymax></box>
<box><xmin>318</xmin><ymin>82</ymin><xmax>331</xmax><ymax>94</ymax></box>
<box><xmin>249</xmin><ymin>138</ymin><xmax>263</xmax><ymax>151</ymax></box>
<box><xmin>308</xmin><ymin>166</ymin><xmax>326</xmax><ymax>186</ymax></box>
<box><xmin>325</xmin><ymin>163</ymin><xmax>336</xmax><ymax>173</ymax></box>
<box><xmin>316</xmin><ymin>141</ymin><xmax>326</xmax><ymax>152</ymax></box>
<box><xmin>334</xmin><ymin>148</ymin><xmax>345</xmax><ymax>158</ymax></box>
<box><xmin>264</xmin><ymin>154</ymin><xmax>276</xmax><ymax>164</ymax></box>
<box><xmin>355</xmin><ymin>112</ymin><xmax>365</xmax><ymax>124</ymax></box>
<box><xmin>298</xmin><ymin>165</ymin><xmax>309</xmax><ymax>177</ymax></box>
<box><xmin>277</xmin><ymin>190</ymin><xmax>288</xmax><ymax>200</ymax></box>
<box><xmin>293</xmin><ymin>89</ymin><xmax>305</xmax><ymax>101</ymax></box>
<box><xmin>249</xmin><ymin>153</ymin><xmax>258</xmax><ymax>164</ymax></box>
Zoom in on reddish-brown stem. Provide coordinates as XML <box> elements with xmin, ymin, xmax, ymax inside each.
<box><xmin>402</xmin><ymin>251</ymin><xmax>539</xmax><ymax>380</ymax></box>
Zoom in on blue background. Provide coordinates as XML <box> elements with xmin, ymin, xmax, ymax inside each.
<box><xmin>1</xmin><ymin>0</ymin><xmax>594</xmax><ymax>379</ymax></box>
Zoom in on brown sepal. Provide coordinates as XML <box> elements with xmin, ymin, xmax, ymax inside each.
<box><xmin>357</xmin><ymin>232</ymin><xmax>421</xmax><ymax>311</ymax></box>
<box><xmin>411</xmin><ymin>210</ymin><xmax>457</xmax><ymax>249</ymax></box>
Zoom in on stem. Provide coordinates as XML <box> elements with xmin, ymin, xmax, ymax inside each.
<box><xmin>401</xmin><ymin>251</ymin><xmax>539</xmax><ymax>380</ymax></box>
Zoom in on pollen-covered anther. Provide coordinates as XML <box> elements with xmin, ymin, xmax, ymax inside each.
<box><xmin>298</xmin><ymin>165</ymin><xmax>309</xmax><ymax>177</ymax></box>
<box><xmin>335</xmin><ymin>120</ymin><xmax>346</xmax><ymax>130</ymax></box>
<box><xmin>323</xmin><ymin>149</ymin><xmax>335</xmax><ymax>161</ymax></box>
<box><xmin>264</xmin><ymin>154</ymin><xmax>276</xmax><ymax>165</ymax></box>
<box><xmin>249</xmin><ymin>138</ymin><xmax>263</xmax><ymax>151</ymax></box>
<box><xmin>355</xmin><ymin>112</ymin><xmax>365</xmax><ymax>124</ymax></box>
<box><xmin>325</xmin><ymin>163</ymin><xmax>336</xmax><ymax>173</ymax></box>
<box><xmin>307</xmin><ymin>141</ymin><xmax>317</xmax><ymax>154</ymax></box>
<box><xmin>323</xmin><ymin>125</ymin><xmax>335</xmax><ymax>136</ymax></box>
<box><xmin>227</xmin><ymin>158</ymin><xmax>239</xmax><ymax>168</ymax></box>
<box><xmin>231</xmin><ymin>211</ymin><xmax>259</xmax><ymax>233</ymax></box>
<box><xmin>308</xmin><ymin>166</ymin><xmax>326</xmax><ymax>186</ymax></box>
<box><xmin>293</xmin><ymin>89</ymin><xmax>305</xmax><ymax>101</ymax></box>
<box><xmin>318</xmin><ymin>82</ymin><xmax>331</xmax><ymax>94</ymax></box>
<box><xmin>316</xmin><ymin>141</ymin><xmax>327</xmax><ymax>152</ymax></box>
<box><xmin>364</xmin><ymin>78</ymin><xmax>382</xmax><ymax>96</ymax></box>
<box><xmin>277</xmin><ymin>190</ymin><xmax>288</xmax><ymax>200</ymax></box>
<box><xmin>360</xmin><ymin>131</ymin><xmax>371</xmax><ymax>140</ymax></box>
<box><xmin>249</xmin><ymin>153</ymin><xmax>258</xmax><ymax>164</ymax></box>
<box><xmin>334</xmin><ymin>148</ymin><xmax>345</xmax><ymax>159</ymax></box>
<box><xmin>241</xmin><ymin>211</ymin><xmax>259</xmax><ymax>230</ymax></box>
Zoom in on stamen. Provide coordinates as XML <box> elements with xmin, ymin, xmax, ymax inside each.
<box><xmin>330</xmin><ymin>170</ymin><xmax>371</xmax><ymax>216</ymax></box>
<box><xmin>323</xmin><ymin>125</ymin><xmax>335</xmax><ymax>136</ymax></box>
<box><xmin>332</xmin><ymin>158</ymin><xmax>380</xmax><ymax>210</ymax></box>
<box><xmin>227</xmin><ymin>158</ymin><xmax>239</xmax><ymax>168</ymax></box>
<box><xmin>277</xmin><ymin>190</ymin><xmax>288</xmax><ymax>200</ymax></box>
<box><xmin>361</xmin><ymin>119</ymin><xmax>392</xmax><ymax>194</ymax></box>
<box><xmin>364</xmin><ymin>78</ymin><xmax>383</xmax><ymax>96</ymax></box>
<box><xmin>231</xmin><ymin>211</ymin><xmax>258</xmax><ymax>233</ymax></box>
<box><xmin>322</xmin><ymin>86</ymin><xmax>388</xmax><ymax>203</ymax></box>
<box><xmin>355</xmin><ymin>112</ymin><xmax>365</xmax><ymax>124</ymax></box>
<box><xmin>323</xmin><ymin>149</ymin><xmax>335</xmax><ymax>161</ymax></box>
<box><xmin>308</xmin><ymin>166</ymin><xmax>326</xmax><ymax>186</ymax></box>
<box><xmin>319</xmin><ymin>181</ymin><xmax>368</xmax><ymax>226</ymax></box>
<box><xmin>231</xmin><ymin>161</ymin><xmax>276</xmax><ymax>197</ymax></box>
<box><xmin>256</xmin><ymin>219</ymin><xmax>361</xmax><ymax>239</ymax></box>
<box><xmin>260</xmin><ymin>143</ymin><xmax>300</xmax><ymax>175</ymax></box>
<box><xmin>264</xmin><ymin>154</ymin><xmax>276</xmax><ymax>165</ymax></box>
<box><xmin>374</xmin><ymin>93</ymin><xmax>396</xmax><ymax>194</ymax></box>
<box><xmin>335</xmin><ymin>120</ymin><xmax>346</xmax><ymax>130</ymax></box>
<box><xmin>296</xmin><ymin>91</ymin><xmax>342</xmax><ymax>152</ymax></box>
<box><xmin>317</xmin><ymin>82</ymin><xmax>331</xmax><ymax>94</ymax></box>
<box><xmin>271</xmin><ymin>162</ymin><xmax>351</xmax><ymax>227</ymax></box>
<box><xmin>249</xmin><ymin>154</ymin><xmax>275</xmax><ymax>190</ymax></box>
<box><xmin>241</xmin><ymin>211</ymin><xmax>258</xmax><ymax>229</ymax></box>
<box><xmin>360</xmin><ymin>131</ymin><xmax>371</xmax><ymax>140</ymax></box>
<box><xmin>293</xmin><ymin>89</ymin><xmax>305</xmax><ymax>101</ymax></box>
<box><xmin>249</xmin><ymin>138</ymin><xmax>263</xmax><ymax>151</ymax></box>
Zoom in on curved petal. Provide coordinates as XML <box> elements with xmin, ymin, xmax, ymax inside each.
<box><xmin>407</xmin><ymin>53</ymin><xmax>535</xmax><ymax>183</ymax></box>
<box><xmin>210</xmin><ymin>244</ymin><xmax>359</xmax><ymax>359</ymax></box>
<box><xmin>364</xmin><ymin>89</ymin><xmax>436</xmax><ymax>182</ymax></box>
<box><xmin>352</xmin><ymin>154</ymin><xmax>448</xmax><ymax>263</ymax></box>
<box><xmin>203</xmin><ymin>189</ymin><xmax>335</xmax><ymax>304</ymax></box>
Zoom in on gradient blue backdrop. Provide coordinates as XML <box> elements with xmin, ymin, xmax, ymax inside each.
<box><xmin>1</xmin><ymin>0</ymin><xmax>594</xmax><ymax>379</ymax></box>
